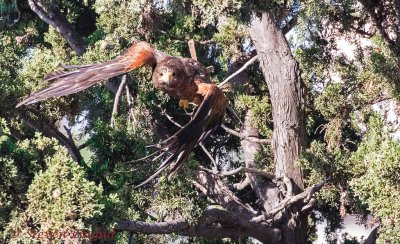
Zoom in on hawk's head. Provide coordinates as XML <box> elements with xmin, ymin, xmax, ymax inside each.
<box><xmin>152</xmin><ymin>64</ymin><xmax>186</xmax><ymax>89</ymax></box>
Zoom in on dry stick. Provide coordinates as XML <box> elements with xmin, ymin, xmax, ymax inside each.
<box><xmin>155</xmin><ymin>103</ymin><xmax>183</xmax><ymax>128</ymax></box>
<box><xmin>125</xmin><ymin>84</ymin><xmax>136</xmax><ymax>124</ymax></box>
<box><xmin>218</xmin><ymin>55</ymin><xmax>258</xmax><ymax>88</ymax></box>
<box><xmin>221</xmin><ymin>124</ymin><xmax>271</xmax><ymax>144</ymax></box>
<box><xmin>199</xmin><ymin>165</ymin><xmax>275</xmax><ymax>181</ymax></box>
<box><xmin>111</xmin><ymin>75</ymin><xmax>127</xmax><ymax>127</ymax></box>
<box><xmin>199</xmin><ymin>143</ymin><xmax>217</xmax><ymax>168</ymax></box>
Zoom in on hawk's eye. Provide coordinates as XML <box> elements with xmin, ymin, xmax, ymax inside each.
<box><xmin>159</xmin><ymin>72</ymin><xmax>163</xmax><ymax>76</ymax></box>
<box><xmin>172</xmin><ymin>72</ymin><xmax>176</xmax><ymax>77</ymax></box>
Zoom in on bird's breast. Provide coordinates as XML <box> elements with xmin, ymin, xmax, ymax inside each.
<box><xmin>152</xmin><ymin>77</ymin><xmax>198</xmax><ymax>101</ymax></box>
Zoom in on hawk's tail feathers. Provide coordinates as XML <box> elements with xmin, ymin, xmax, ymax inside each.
<box><xmin>136</xmin><ymin>84</ymin><xmax>226</xmax><ymax>187</ymax></box>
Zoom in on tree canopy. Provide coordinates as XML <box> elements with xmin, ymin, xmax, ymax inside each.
<box><xmin>1</xmin><ymin>0</ymin><xmax>400</xmax><ymax>243</ymax></box>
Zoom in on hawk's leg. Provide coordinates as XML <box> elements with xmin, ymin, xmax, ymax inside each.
<box><xmin>179</xmin><ymin>99</ymin><xmax>189</xmax><ymax>109</ymax></box>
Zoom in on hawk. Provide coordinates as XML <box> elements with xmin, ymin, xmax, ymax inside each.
<box><xmin>16</xmin><ymin>41</ymin><xmax>227</xmax><ymax>186</ymax></box>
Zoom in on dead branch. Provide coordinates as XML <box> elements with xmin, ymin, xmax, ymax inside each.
<box><xmin>18</xmin><ymin>110</ymin><xmax>84</xmax><ymax>165</ymax></box>
<box><xmin>199</xmin><ymin>166</ymin><xmax>274</xmax><ymax>181</ymax></box>
<box><xmin>125</xmin><ymin>84</ymin><xmax>136</xmax><ymax>124</ymax></box>
<box><xmin>78</xmin><ymin>141</ymin><xmax>88</xmax><ymax>150</ymax></box>
<box><xmin>156</xmin><ymin>104</ymin><xmax>183</xmax><ymax>128</ymax></box>
<box><xmin>62</xmin><ymin>125</ymin><xmax>74</xmax><ymax>144</ymax></box>
<box><xmin>199</xmin><ymin>143</ymin><xmax>217</xmax><ymax>168</ymax></box>
<box><xmin>221</xmin><ymin>124</ymin><xmax>271</xmax><ymax>144</ymax></box>
<box><xmin>111</xmin><ymin>75</ymin><xmax>127</xmax><ymax>127</ymax></box>
<box><xmin>218</xmin><ymin>55</ymin><xmax>258</xmax><ymax>88</ymax></box>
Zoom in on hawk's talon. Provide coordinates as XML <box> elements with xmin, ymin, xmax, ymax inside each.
<box><xmin>179</xmin><ymin>100</ymin><xmax>189</xmax><ymax>109</ymax></box>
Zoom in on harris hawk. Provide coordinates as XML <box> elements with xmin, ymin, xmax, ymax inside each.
<box><xmin>16</xmin><ymin>41</ymin><xmax>227</xmax><ymax>186</ymax></box>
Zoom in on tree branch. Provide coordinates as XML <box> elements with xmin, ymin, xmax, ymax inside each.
<box><xmin>199</xmin><ymin>143</ymin><xmax>217</xmax><ymax>168</ymax></box>
<box><xmin>218</xmin><ymin>55</ymin><xmax>258</xmax><ymax>88</ymax></box>
<box><xmin>194</xmin><ymin>171</ymin><xmax>257</xmax><ymax>218</ymax></box>
<box><xmin>221</xmin><ymin>124</ymin><xmax>271</xmax><ymax>144</ymax></box>
<box><xmin>115</xmin><ymin>207</ymin><xmax>281</xmax><ymax>243</ymax></box>
<box><xmin>111</xmin><ymin>75</ymin><xmax>127</xmax><ymax>127</ymax></box>
<box><xmin>251</xmin><ymin>179</ymin><xmax>327</xmax><ymax>223</ymax></box>
<box><xmin>27</xmin><ymin>0</ymin><xmax>86</xmax><ymax>55</ymax></box>
<box><xmin>18</xmin><ymin>110</ymin><xmax>84</xmax><ymax>165</ymax></box>
<box><xmin>199</xmin><ymin>166</ymin><xmax>274</xmax><ymax>181</ymax></box>
<box><xmin>359</xmin><ymin>0</ymin><xmax>395</xmax><ymax>48</ymax></box>
<box><xmin>250</xmin><ymin>12</ymin><xmax>306</xmax><ymax>189</ymax></box>
<box><xmin>188</xmin><ymin>39</ymin><xmax>198</xmax><ymax>61</ymax></box>
<box><xmin>125</xmin><ymin>84</ymin><xmax>136</xmax><ymax>124</ymax></box>
<box><xmin>232</xmin><ymin>176</ymin><xmax>252</xmax><ymax>191</ymax></box>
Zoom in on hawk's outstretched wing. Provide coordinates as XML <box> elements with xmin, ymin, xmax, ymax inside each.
<box><xmin>16</xmin><ymin>42</ymin><xmax>169</xmax><ymax>107</ymax></box>
<box><xmin>136</xmin><ymin>83</ymin><xmax>226</xmax><ymax>187</ymax></box>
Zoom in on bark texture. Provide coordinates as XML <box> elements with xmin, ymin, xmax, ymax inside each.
<box><xmin>249</xmin><ymin>13</ymin><xmax>308</xmax><ymax>244</ymax></box>
<box><xmin>250</xmin><ymin>13</ymin><xmax>306</xmax><ymax>190</ymax></box>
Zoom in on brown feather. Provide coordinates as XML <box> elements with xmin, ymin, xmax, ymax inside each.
<box><xmin>136</xmin><ymin>84</ymin><xmax>226</xmax><ymax>187</ymax></box>
<box><xmin>16</xmin><ymin>41</ymin><xmax>228</xmax><ymax>188</ymax></box>
<box><xmin>16</xmin><ymin>42</ymin><xmax>169</xmax><ymax>108</ymax></box>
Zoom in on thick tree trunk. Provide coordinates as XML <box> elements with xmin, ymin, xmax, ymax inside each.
<box><xmin>250</xmin><ymin>12</ymin><xmax>307</xmax><ymax>244</ymax></box>
<box><xmin>250</xmin><ymin>13</ymin><xmax>306</xmax><ymax>190</ymax></box>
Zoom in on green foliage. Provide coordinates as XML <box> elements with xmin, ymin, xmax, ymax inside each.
<box><xmin>5</xmin><ymin>146</ymin><xmax>104</xmax><ymax>242</ymax></box>
<box><xmin>2</xmin><ymin>0</ymin><xmax>400</xmax><ymax>243</ymax></box>
<box><xmin>350</xmin><ymin>116</ymin><xmax>400</xmax><ymax>243</ymax></box>
<box><xmin>236</xmin><ymin>95</ymin><xmax>272</xmax><ymax>137</ymax></box>
<box><xmin>26</xmin><ymin>147</ymin><xmax>103</xmax><ymax>229</ymax></box>
<box><xmin>94</xmin><ymin>0</ymin><xmax>143</xmax><ymax>47</ymax></box>
<box><xmin>213</xmin><ymin>18</ymin><xmax>248</xmax><ymax>58</ymax></box>
<box><xmin>0</xmin><ymin>119</ymin><xmax>95</xmax><ymax>241</ymax></box>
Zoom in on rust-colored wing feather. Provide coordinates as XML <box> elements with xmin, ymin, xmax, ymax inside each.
<box><xmin>16</xmin><ymin>42</ymin><xmax>169</xmax><ymax>107</ymax></box>
<box><xmin>136</xmin><ymin>83</ymin><xmax>226</xmax><ymax>187</ymax></box>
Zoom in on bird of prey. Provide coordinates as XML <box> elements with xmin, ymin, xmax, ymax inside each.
<box><xmin>16</xmin><ymin>41</ymin><xmax>227</xmax><ymax>186</ymax></box>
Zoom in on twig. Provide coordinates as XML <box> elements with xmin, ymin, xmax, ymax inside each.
<box><xmin>157</xmin><ymin>105</ymin><xmax>183</xmax><ymax>128</ymax></box>
<box><xmin>251</xmin><ymin>178</ymin><xmax>328</xmax><ymax>223</ymax></box>
<box><xmin>200</xmin><ymin>166</ymin><xmax>275</xmax><ymax>181</ymax></box>
<box><xmin>221</xmin><ymin>124</ymin><xmax>271</xmax><ymax>144</ymax></box>
<box><xmin>111</xmin><ymin>75</ymin><xmax>127</xmax><ymax>127</ymax></box>
<box><xmin>218</xmin><ymin>55</ymin><xmax>258</xmax><ymax>88</ymax></box>
<box><xmin>125</xmin><ymin>83</ymin><xmax>136</xmax><ymax>124</ymax></box>
<box><xmin>199</xmin><ymin>142</ymin><xmax>217</xmax><ymax>168</ymax></box>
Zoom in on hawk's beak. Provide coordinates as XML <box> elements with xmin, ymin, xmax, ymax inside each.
<box><xmin>161</xmin><ymin>71</ymin><xmax>173</xmax><ymax>85</ymax></box>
